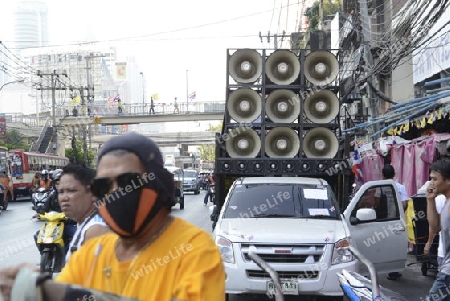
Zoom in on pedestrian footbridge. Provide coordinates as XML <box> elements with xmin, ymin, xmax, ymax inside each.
<box><xmin>92</xmin><ymin>131</ymin><xmax>217</xmax><ymax>146</ymax></box>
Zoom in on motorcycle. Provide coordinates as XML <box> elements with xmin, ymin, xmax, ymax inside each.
<box><xmin>35</xmin><ymin>211</ymin><xmax>68</xmax><ymax>275</ymax></box>
<box><xmin>32</xmin><ymin>187</ymin><xmax>58</xmax><ymax>214</ymax></box>
<box><xmin>337</xmin><ymin>245</ymin><xmax>407</xmax><ymax>301</ymax></box>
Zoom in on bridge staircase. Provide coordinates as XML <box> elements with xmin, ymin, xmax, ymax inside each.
<box><xmin>29</xmin><ymin>118</ymin><xmax>55</xmax><ymax>153</ymax></box>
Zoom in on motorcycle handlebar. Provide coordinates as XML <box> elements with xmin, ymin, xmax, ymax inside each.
<box><xmin>247</xmin><ymin>252</ymin><xmax>284</xmax><ymax>301</ymax></box>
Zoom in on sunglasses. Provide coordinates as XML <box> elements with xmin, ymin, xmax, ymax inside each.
<box><xmin>90</xmin><ymin>172</ymin><xmax>147</xmax><ymax>198</ymax></box>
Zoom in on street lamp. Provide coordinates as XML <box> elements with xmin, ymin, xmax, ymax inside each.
<box><xmin>0</xmin><ymin>78</ymin><xmax>25</xmax><ymax>91</ymax></box>
<box><xmin>140</xmin><ymin>72</ymin><xmax>145</xmax><ymax>113</ymax></box>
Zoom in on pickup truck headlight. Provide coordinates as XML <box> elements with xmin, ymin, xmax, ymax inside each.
<box><xmin>331</xmin><ymin>238</ymin><xmax>354</xmax><ymax>265</ymax></box>
<box><xmin>215</xmin><ymin>236</ymin><xmax>235</xmax><ymax>264</ymax></box>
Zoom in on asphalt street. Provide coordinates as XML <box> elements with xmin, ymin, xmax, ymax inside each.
<box><xmin>0</xmin><ymin>191</ymin><xmax>435</xmax><ymax>300</ymax></box>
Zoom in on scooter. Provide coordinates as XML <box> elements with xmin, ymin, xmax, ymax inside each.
<box><xmin>35</xmin><ymin>211</ymin><xmax>67</xmax><ymax>275</ymax></box>
<box><xmin>32</xmin><ymin>187</ymin><xmax>55</xmax><ymax>214</ymax></box>
<box><xmin>337</xmin><ymin>245</ymin><xmax>407</xmax><ymax>301</ymax></box>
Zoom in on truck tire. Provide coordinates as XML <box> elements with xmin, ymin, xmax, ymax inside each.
<box><xmin>180</xmin><ymin>197</ymin><xmax>184</xmax><ymax>210</ymax></box>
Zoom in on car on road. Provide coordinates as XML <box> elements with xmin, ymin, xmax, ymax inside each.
<box><xmin>166</xmin><ymin>166</ymin><xmax>185</xmax><ymax>210</ymax></box>
<box><xmin>182</xmin><ymin>169</ymin><xmax>200</xmax><ymax>194</ymax></box>
<box><xmin>212</xmin><ymin>177</ymin><xmax>408</xmax><ymax>300</ymax></box>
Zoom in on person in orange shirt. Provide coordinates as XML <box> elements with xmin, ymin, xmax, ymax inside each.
<box><xmin>38</xmin><ymin>169</ymin><xmax>52</xmax><ymax>190</ymax></box>
<box><xmin>30</xmin><ymin>172</ymin><xmax>40</xmax><ymax>192</ymax></box>
<box><xmin>0</xmin><ymin>132</ymin><xmax>225</xmax><ymax>301</ymax></box>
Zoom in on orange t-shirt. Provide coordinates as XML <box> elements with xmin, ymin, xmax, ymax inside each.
<box><xmin>56</xmin><ymin>217</ymin><xmax>225</xmax><ymax>301</ymax></box>
<box><xmin>39</xmin><ymin>179</ymin><xmax>52</xmax><ymax>189</ymax></box>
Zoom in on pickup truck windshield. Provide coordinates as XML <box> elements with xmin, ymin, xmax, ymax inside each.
<box><xmin>222</xmin><ymin>183</ymin><xmax>340</xmax><ymax>219</ymax></box>
<box><xmin>184</xmin><ymin>171</ymin><xmax>196</xmax><ymax>178</ymax></box>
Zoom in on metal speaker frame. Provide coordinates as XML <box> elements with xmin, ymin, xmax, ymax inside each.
<box><xmin>304</xmin><ymin>90</ymin><xmax>339</xmax><ymax>124</ymax></box>
<box><xmin>265</xmin><ymin>90</ymin><xmax>300</xmax><ymax>123</ymax></box>
<box><xmin>265</xmin><ymin>127</ymin><xmax>300</xmax><ymax>158</ymax></box>
<box><xmin>302</xmin><ymin>127</ymin><xmax>339</xmax><ymax>159</ymax></box>
<box><xmin>227</xmin><ymin>88</ymin><xmax>261</xmax><ymax>123</ymax></box>
<box><xmin>265</xmin><ymin>50</ymin><xmax>301</xmax><ymax>85</ymax></box>
<box><xmin>228</xmin><ymin>49</ymin><xmax>263</xmax><ymax>84</ymax></box>
<box><xmin>225</xmin><ymin>127</ymin><xmax>261</xmax><ymax>158</ymax></box>
<box><xmin>304</xmin><ymin>50</ymin><xmax>339</xmax><ymax>86</ymax></box>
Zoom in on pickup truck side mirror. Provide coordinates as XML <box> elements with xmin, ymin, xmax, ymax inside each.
<box><xmin>351</xmin><ymin>208</ymin><xmax>377</xmax><ymax>225</ymax></box>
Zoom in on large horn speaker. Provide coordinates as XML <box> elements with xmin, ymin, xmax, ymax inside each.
<box><xmin>227</xmin><ymin>88</ymin><xmax>261</xmax><ymax>123</ymax></box>
<box><xmin>228</xmin><ymin>49</ymin><xmax>262</xmax><ymax>84</ymax></box>
<box><xmin>304</xmin><ymin>50</ymin><xmax>339</xmax><ymax>86</ymax></box>
<box><xmin>303</xmin><ymin>127</ymin><xmax>338</xmax><ymax>159</ymax></box>
<box><xmin>304</xmin><ymin>90</ymin><xmax>339</xmax><ymax>123</ymax></box>
<box><xmin>265</xmin><ymin>90</ymin><xmax>300</xmax><ymax>123</ymax></box>
<box><xmin>265</xmin><ymin>127</ymin><xmax>300</xmax><ymax>158</ymax></box>
<box><xmin>225</xmin><ymin>127</ymin><xmax>261</xmax><ymax>158</ymax></box>
<box><xmin>265</xmin><ymin>50</ymin><xmax>300</xmax><ymax>85</ymax></box>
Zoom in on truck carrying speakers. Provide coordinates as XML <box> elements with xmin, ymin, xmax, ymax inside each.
<box><xmin>215</xmin><ymin>48</ymin><xmax>346</xmax><ymax>177</ymax></box>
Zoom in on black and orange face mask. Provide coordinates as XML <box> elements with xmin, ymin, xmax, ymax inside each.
<box><xmin>98</xmin><ymin>186</ymin><xmax>164</xmax><ymax>238</ymax></box>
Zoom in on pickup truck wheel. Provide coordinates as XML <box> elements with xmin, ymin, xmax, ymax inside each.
<box><xmin>179</xmin><ymin>197</ymin><xmax>184</xmax><ymax>210</ymax></box>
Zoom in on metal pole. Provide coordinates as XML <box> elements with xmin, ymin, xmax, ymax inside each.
<box><xmin>51</xmin><ymin>71</ymin><xmax>56</xmax><ymax>127</ymax></box>
<box><xmin>360</xmin><ymin>0</ymin><xmax>379</xmax><ymax>134</ymax></box>
<box><xmin>140</xmin><ymin>72</ymin><xmax>145</xmax><ymax>113</ymax></box>
<box><xmin>186</xmin><ymin>70</ymin><xmax>189</xmax><ymax>113</ymax></box>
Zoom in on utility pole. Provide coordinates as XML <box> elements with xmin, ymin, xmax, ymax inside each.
<box><xmin>36</xmin><ymin>70</ymin><xmax>67</xmax><ymax>127</ymax></box>
<box><xmin>79</xmin><ymin>87</ymin><xmax>89</xmax><ymax>165</ymax></box>
<box><xmin>359</xmin><ymin>0</ymin><xmax>380</xmax><ymax>134</ymax></box>
<box><xmin>318</xmin><ymin>0</ymin><xmax>324</xmax><ymax>30</ymax></box>
<box><xmin>36</xmin><ymin>70</ymin><xmax>67</xmax><ymax>154</ymax></box>
<box><xmin>259</xmin><ymin>31</ymin><xmax>289</xmax><ymax>49</ymax></box>
<box><xmin>186</xmin><ymin>70</ymin><xmax>189</xmax><ymax>113</ymax></box>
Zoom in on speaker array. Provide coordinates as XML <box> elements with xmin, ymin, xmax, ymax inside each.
<box><xmin>219</xmin><ymin>48</ymin><xmax>341</xmax><ymax>174</ymax></box>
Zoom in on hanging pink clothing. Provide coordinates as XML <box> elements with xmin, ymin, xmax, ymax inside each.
<box><xmin>414</xmin><ymin>136</ymin><xmax>437</xmax><ymax>195</ymax></box>
<box><xmin>360</xmin><ymin>149</ymin><xmax>384</xmax><ymax>182</ymax></box>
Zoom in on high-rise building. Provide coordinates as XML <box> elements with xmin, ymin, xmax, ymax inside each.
<box><xmin>13</xmin><ymin>1</ymin><xmax>49</xmax><ymax>50</ymax></box>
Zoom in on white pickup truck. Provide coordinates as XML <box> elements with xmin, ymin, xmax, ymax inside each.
<box><xmin>212</xmin><ymin>177</ymin><xmax>408</xmax><ymax>300</ymax></box>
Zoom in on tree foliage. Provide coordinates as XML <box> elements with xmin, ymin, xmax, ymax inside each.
<box><xmin>305</xmin><ymin>0</ymin><xmax>340</xmax><ymax>31</ymax></box>
<box><xmin>197</xmin><ymin>121</ymin><xmax>223</xmax><ymax>161</ymax></box>
<box><xmin>65</xmin><ymin>139</ymin><xmax>96</xmax><ymax>167</ymax></box>
<box><xmin>0</xmin><ymin>130</ymin><xmax>29</xmax><ymax>150</ymax></box>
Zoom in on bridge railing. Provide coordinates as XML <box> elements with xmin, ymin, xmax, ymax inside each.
<box><xmin>5</xmin><ymin>101</ymin><xmax>225</xmax><ymax>128</ymax></box>
<box><xmin>58</xmin><ymin>101</ymin><xmax>225</xmax><ymax>117</ymax></box>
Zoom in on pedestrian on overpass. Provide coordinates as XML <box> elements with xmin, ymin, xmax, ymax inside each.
<box><xmin>174</xmin><ymin>97</ymin><xmax>179</xmax><ymax>114</ymax></box>
<box><xmin>149</xmin><ymin>97</ymin><xmax>155</xmax><ymax>114</ymax></box>
<box><xmin>117</xmin><ymin>99</ymin><xmax>123</xmax><ymax>115</ymax></box>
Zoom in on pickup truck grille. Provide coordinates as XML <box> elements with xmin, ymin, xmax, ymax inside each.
<box><xmin>246</xmin><ymin>270</ymin><xmax>319</xmax><ymax>280</ymax></box>
<box><xmin>241</xmin><ymin>243</ymin><xmax>325</xmax><ymax>264</ymax></box>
